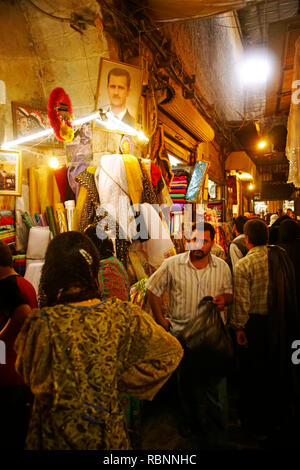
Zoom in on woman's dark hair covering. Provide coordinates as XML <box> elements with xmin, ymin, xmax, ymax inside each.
<box><xmin>279</xmin><ymin>218</ymin><xmax>300</xmax><ymax>243</ymax></box>
<box><xmin>38</xmin><ymin>231</ymin><xmax>100</xmax><ymax>307</ymax></box>
<box><xmin>84</xmin><ymin>225</ymin><xmax>114</xmax><ymax>260</ymax></box>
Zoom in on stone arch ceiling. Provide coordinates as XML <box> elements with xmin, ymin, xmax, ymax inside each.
<box><xmin>0</xmin><ymin>0</ymin><xmax>105</xmax><ymax>139</ymax></box>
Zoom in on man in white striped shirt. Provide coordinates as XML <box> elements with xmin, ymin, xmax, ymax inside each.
<box><xmin>146</xmin><ymin>222</ymin><xmax>233</xmax><ymax>449</ymax></box>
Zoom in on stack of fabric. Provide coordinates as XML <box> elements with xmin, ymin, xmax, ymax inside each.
<box><xmin>13</xmin><ymin>254</ymin><xmax>26</xmax><ymax>276</ymax></box>
<box><xmin>0</xmin><ymin>210</ymin><xmax>15</xmax><ymax>248</ymax></box>
<box><xmin>169</xmin><ymin>175</ymin><xmax>188</xmax><ymax>206</ymax></box>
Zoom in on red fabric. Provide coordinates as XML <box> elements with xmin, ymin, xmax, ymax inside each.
<box><xmin>173</xmin><ymin>176</ymin><xmax>187</xmax><ymax>181</ymax></box>
<box><xmin>169</xmin><ymin>198</ymin><xmax>186</xmax><ymax>203</ymax></box>
<box><xmin>54</xmin><ymin>166</ymin><xmax>68</xmax><ymax>203</ymax></box>
<box><xmin>170</xmin><ymin>188</ymin><xmax>187</xmax><ymax>194</ymax></box>
<box><xmin>16</xmin><ymin>277</ymin><xmax>38</xmax><ymax>308</ymax></box>
<box><xmin>0</xmin><ymin>217</ymin><xmax>14</xmax><ymax>225</ymax></box>
<box><xmin>150</xmin><ymin>162</ymin><xmax>162</xmax><ymax>186</ymax></box>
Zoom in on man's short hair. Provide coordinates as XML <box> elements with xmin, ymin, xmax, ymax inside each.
<box><xmin>234</xmin><ymin>215</ymin><xmax>248</xmax><ymax>234</ymax></box>
<box><xmin>0</xmin><ymin>241</ymin><xmax>13</xmax><ymax>267</ymax></box>
<box><xmin>244</xmin><ymin>219</ymin><xmax>268</xmax><ymax>246</ymax></box>
<box><xmin>191</xmin><ymin>221</ymin><xmax>215</xmax><ymax>241</ymax></box>
<box><xmin>107</xmin><ymin>68</ymin><xmax>131</xmax><ymax>88</ymax></box>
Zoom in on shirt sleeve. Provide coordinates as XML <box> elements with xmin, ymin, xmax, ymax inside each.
<box><xmin>221</xmin><ymin>261</ymin><xmax>233</xmax><ymax>295</ymax></box>
<box><xmin>230</xmin><ymin>243</ymin><xmax>243</xmax><ymax>268</ymax></box>
<box><xmin>118</xmin><ymin>303</ymin><xmax>183</xmax><ymax>400</ymax></box>
<box><xmin>231</xmin><ymin>261</ymin><xmax>250</xmax><ymax>329</ymax></box>
<box><xmin>14</xmin><ymin>311</ymin><xmax>53</xmax><ymax>395</ymax></box>
<box><xmin>145</xmin><ymin>259</ymin><xmax>170</xmax><ymax>297</ymax></box>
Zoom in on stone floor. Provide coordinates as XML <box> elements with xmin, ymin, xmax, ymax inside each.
<box><xmin>139</xmin><ymin>374</ymin><xmax>263</xmax><ymax>451</ymax></box>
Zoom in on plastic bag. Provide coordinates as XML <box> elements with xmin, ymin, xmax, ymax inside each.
<box><xmin>180</xmin><ymin>296</ymin><xmax>234</xmax><ymax>377</ymax></box>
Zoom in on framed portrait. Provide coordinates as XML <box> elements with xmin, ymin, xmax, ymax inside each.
<box><xmin>11</xmin><ymin>102</ymin><xmax>62</xmax><ymax>147</ymax></box>
<box><xmin>0</xmin><ymin>149</ymin><xmax>22</xmax><ymax>196</ymax></box>
<box><xmin>95</xmin><ymin>58</ymin><xmax>143</xmax><ymax>130</ymax></box>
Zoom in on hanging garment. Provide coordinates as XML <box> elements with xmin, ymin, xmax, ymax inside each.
<box><xmin>67</xmin><ymin>155</ymin><xmax>89</xmax><ymax>201</ymax></box>
<box><xmin>28</xmin><ymin>168</ymin><xmax>40</xmax><ymax>215</ymax></box>
<box><xmin>95</xmin><ymin>155</ymin><xmax>133</xmax><ymax>241</ymax></box>
<box><xmin>138</xmin><ymin>203</ymin><xmax>175</xmax><ymax>270</ymax></box>
<box><xmin>138</xmin><ymin>159</ymin><xmax>158</xmax><ymax>205</ymax></box>
<box><xmin>29</xmin><ymin>168</ymin><xmax>61</xmax><ymax>217</ymax></box>
<box><xmin>186</xmin><ymin>161</ymin><xmax>208</xmax><ymax>202</ymax></box>
<box><xmin>122</xmin><ymin>155</ymin><xmax>144</xmax><ymax>205</ymax></box>
<box><xmin>75</xmin><ymin>167</ymin><xmax>99</xmax><ymax>232</ymax></box>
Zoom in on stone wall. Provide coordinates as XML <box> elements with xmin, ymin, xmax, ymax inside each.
<box><xmin>0</xmin><ymin>0</ymin><xmax>128</xmax><ymax>185</ymax></box>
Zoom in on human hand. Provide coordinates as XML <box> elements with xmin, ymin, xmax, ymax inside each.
<box><xmin>212</xmin><ymin>294</ymin><xmax>226</xmax><ymax>310</ymax></box>
<box><xmin>236</xmin><ymin>329</ymin><xmax>248</xmax><ymax>347</ymax></box>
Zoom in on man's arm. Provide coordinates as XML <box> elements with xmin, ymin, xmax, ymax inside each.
<box><xmin>213</xmin><ymin>293</ymin><xmax>233</xmax><ymax>310</ymax></box>
<box><xmin>231</xmin><ymin>262</ymin><xmax>251</xmax><ymax>346</ymax></box>
<box><xmin>0</xmin><ymin>304</ymin><xmax>32</xmax><ymax>344</ymax></box>
<box><xmin>147</xmin><ymin>290</ymin><xmax>170</xmax><ymax>331</ymax></box>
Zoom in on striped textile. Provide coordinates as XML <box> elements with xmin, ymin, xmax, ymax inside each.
<box><xmin>146</xmin><ymin>251</ymin><xmax>232</xmax><ymax>334</ymax></box>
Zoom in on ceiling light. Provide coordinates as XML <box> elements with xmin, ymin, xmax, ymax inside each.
<box><xmin>236</xmin><ymin>172</ymin><xmax>253</xmax><ymax>181</ymax></box>
<box><xmin>257</xmin><ymin>139</ymin><xmax>267</xmax><ymax>149</ymax></box>
<box><xmin>238</xmin><ymin>51</ymin><xmax>272</xmax><ymax>86</ymax></box>
<box><xmin>49</xmin><ymin>157</ymin><xmax>59</xmax><ymax>169</ymax></box>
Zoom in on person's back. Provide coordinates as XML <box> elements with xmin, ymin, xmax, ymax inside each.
<box><xmin>277</xmin><ymin>219</ymin><xmax>300</xmax><ymax>313</ymax></box>
<box><xmin>227</xmin><ymin>215</ymin><xmax>248</xmax><ymax>271</ymax></box>
<box><xmin>15</xmin><ymin>232</ymin><xmax>183</xmax><ymax>450</ymax></box>
<box><xmin>0</xmin><ymin>241</ymin><xmax>37</xmax><ymax>450</ymax></box>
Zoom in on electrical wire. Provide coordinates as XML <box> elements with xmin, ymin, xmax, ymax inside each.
<box><xmin>26</xmin><ymin>0</ymin><xmax>72</xmax><ymax>22</ymax></box>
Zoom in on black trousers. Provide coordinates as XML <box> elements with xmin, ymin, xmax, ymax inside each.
<box><xmin>176</xmin><ymin>354</ymin><xmax>228</xmax><ymax>449</ymax></box>
<box><xmin>237</xmin><ymin>314</ymin><xmax>276</xmax><ymax>434</ymax></box>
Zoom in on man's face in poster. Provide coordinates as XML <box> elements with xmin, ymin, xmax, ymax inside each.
<box><xmin>107</xmin><ymin>70</ymin><xmax>131</xmax><ymax>114</ymax></box>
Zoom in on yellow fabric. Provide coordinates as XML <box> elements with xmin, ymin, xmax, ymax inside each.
<box><xmin>122</xmin><ymin>155</ymin><xmax>143</xmax><ymax>205</ymax></box>
<box><xmin>71</xmin><ymin>186</ymin><xmax>87</xmax><ymax>231</ymax></box>
<box><xmin>15</xmin><ymin>298</ymin><xmax>183</xmax><ymax>450</ymax></box>
<box><xmin>0</xmin><ymin>196</ymin><xmax>15</xmax><ymax>211</ymax></box>
<box><xmin>29</xmin><ymin>168</ymin><xmax>61</xmax><ymax>219</ymax></box>
<box><xmin>29</xmin><ymin>168</ymin><xmax>40</xmax><ymax>215</ymax></box>
<box><xmin>71</xmin><ymin>167</ymin><xmax>96</xmax><ymax>232</ymax></box>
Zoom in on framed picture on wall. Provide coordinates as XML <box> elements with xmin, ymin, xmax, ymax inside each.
<box><xmin>94</xmin><ymin>58</ymin><xmax>143</xmax><ymax>130</ymax></box>
<box><xmin>11</xmin><ymin>102</ymin><xmax>62</xmax><ymax>147</ymax></box>
<box><xmin>0</xmin><ymin>149</ymin><xmax>22</xmax><ymax>196</ymax></box>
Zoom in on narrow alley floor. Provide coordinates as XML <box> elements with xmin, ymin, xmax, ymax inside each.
<box><xmin>139</xmin><ymin>373</ymin><xmax>274</xmax><ymax>451</ymax></box>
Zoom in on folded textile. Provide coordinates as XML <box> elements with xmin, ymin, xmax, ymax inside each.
<box><xmin>170</xmin><ymin>198</ymin><xmax>186</xmax><ymax>203</ymax></box>
<box><xmin>13</xmin><ymin>255</ymin><xmax>26</xmax><ymax>277</ymax></box>
<box><xmin>0</xmin><ymin>210</ymin><xmax>14</xmax><ymax>217</ymax></box>
<box><xmin>172</xmin><ymin>175</ymin><xmax>188</xmax><ymax>180</ymax></box>
<box><xmin>170</xmin><ymin>189</ymin><xmax>187</xmax><ymax>195</ymax></box>
<box><xmin>0</xmin><ymin>216</ymin><xmax>14</xmax><ymax>225</ymax></box>
<box><xmin>170</xmin><ymin>193</ymin><xmax>186</xmax><ymax>198</ymax></box>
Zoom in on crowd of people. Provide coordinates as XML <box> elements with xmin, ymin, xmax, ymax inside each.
<box><xmin>0</xmin><ymin>208</ymin><xmax>299</xmax><ymax>450</ymax></box>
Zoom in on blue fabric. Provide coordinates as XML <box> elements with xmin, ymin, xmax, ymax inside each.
<box><xmin>186</xmin><ymin>161</ymin><xmax>208</xmax><ymax>202</ymax></box>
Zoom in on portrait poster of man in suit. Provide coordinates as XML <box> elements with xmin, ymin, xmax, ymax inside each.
<box><xmin>95</xmin><ymin>59</ymin><xmax>142</xmax><ymax>130</ymax></box>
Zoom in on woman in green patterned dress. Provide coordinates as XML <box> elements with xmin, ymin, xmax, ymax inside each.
<box><xmin>15</xmin><ymin>232</ymin><xmax>183</xmax><ymax>450</ymax></box>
